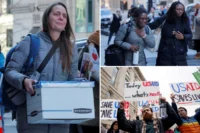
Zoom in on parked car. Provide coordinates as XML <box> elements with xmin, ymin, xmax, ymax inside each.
<box><xmin>101</xmin><ymin>8</ymin><xmax>112</xmax><ymax>28</ymax></box>
<box><xmin>75</xmin><ymin>38</ymin><xmax>87</xmax><ymax>54</ymax></box>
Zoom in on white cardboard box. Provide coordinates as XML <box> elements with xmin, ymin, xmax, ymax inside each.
<box><xmin>26</xmin><ymin>81</ymin><xmax>95</xmax><ymax>124</ymax></box>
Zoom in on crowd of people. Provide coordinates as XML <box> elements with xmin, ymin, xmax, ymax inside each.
<box><xmin>106</xmin><ymin>1</ymin><xmax>200</xmax><ymax>66</ymax></box>
<box><xmin>101</xmin><ymin>94</ymin><xmax>200</xmax><ymax>133</ymax></box>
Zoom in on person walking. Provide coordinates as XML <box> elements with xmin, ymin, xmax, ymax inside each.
<box><xmin>149</xmin><ymin>1</ymin><xmax>192</xmax><ymax>66</ymax></box>
<box><xmin>108</xmin><ymin>9</ymin><xmax>122</xmax><ymax>45</ymax></box>
<box><xmin>4</xmin><ymin>2</ymin><xmax>78</xmax><ymax>133</ymax></box>
<box><xmin>114</xmin><ymin>7</ymin><xmax>155</xmax><ymax>66</ymax></box>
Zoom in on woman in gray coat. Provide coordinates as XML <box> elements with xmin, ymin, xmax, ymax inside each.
<box><xmin>4</xmin><ymin>2</ymin><xmax>78</xmax><ymax>133</ymax></box>
<box><xmin>114</xmin><ymin>8</ymin><xmax>155</xmax><ymax>66</ymax></box>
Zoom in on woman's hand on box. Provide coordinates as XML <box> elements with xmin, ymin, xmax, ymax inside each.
<box><xmin>24</xmin><ymin>78</ymin><xmax>36</xmax><ymax>96</ymax></box>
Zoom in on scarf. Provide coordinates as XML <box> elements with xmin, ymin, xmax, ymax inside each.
<box><xmin>141</xmin><ymin>118</ymin><xmax>159</xmax><ymax>133</ymax></box>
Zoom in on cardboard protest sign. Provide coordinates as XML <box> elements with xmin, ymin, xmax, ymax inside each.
<box><xmin>137</xmin><ymin>99</ymin><xmax>160</xmax><ymax>115</ymax></box>
<box><xmin>188</xmin><ymin>12</ymin><xmax>196</xmax><ymax>32</ymax></box>
<box><xmin>169</xmin><ymin>82</ymin><xmax>200</xmax><ymax>105</ymax></box>
<box><xmin>100</xmin><ymin>99</ymin><xmax>130</xmax><ymax>120</ymax></box>
<box><xmin>124</xmin><ymin>81</ymin><xmax>160</xmax><ymax>101</ymax></box>
<box><xmin>88</xmin><ymin>45</ymin><xmax>99</xmax><ymax>72</ymax></box>
<box><xmin>193</xmin><ymin>71</ymin><xmax>200</xmax><ymax>84</ymax></box>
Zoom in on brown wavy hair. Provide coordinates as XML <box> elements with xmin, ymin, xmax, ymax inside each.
<box><xmin>42</xmin><ymin>2</ymin><xmax>75</xmax><ymax>72</ymax></box>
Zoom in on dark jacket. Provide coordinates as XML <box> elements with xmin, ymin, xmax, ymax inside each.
<box><xmin>117</xmin><ymin>102</ymin><xmax>179</xmax><ymax>133</ymax></box>
<box><xmin>110</xmin><ymin>14</ymin><xmax>122</xmax><ymax>33</ymax></box>
<box><xmin>149</xmin><ymin>16</ymin><xmax>192</xmax><ymax>66</ymax></box>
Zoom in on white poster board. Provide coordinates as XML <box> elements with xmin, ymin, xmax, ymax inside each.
<box><xmin>169</xmin><ymin>82</ymin><xmax>200</xmax><ymax>105</ymax></box>
<box><xmin>124</xmin><ymin>81</ymin><xmax>160</xmax><ymax>101</ymax></box>
<box><xmin>100</xmin><ymin>99</ymin><xmax>130</xmax><ymax>120</ymax></box>
<box><xmin>137</xmin><ymin>99</ymin><xmax>160</xmax><ymax>115</ymax></box>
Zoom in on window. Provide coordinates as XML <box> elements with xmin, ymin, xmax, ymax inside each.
<box><xmin>110</xmin><ymin>67</ymin><xmax>119</xmax><ymax>85</ymax></box>
<box><xmin>7</xmin><ymin>0</ymin><xmax>12</xmax><ymax>14</ymax></box>
<box><xmin>125</xmin><ymin>75</ymin><xmax>130</xmax><ymax>82</ymax></box>
<box><xmin>106</xmin><ymin>91</ymin><xmax>112</xmax><ymax>98</ymax></box>
<box><xmin>125</xmin><ymin>77</ymin><xmax>129</xmax><ymax>82</ymax></box>
<box><xmin>126</xmin><ymin>71</ymin><xmax>130</xmax><ymax>77</ymax></box>
<box><xmin>75</xmin><ymin>0</ymin><xmax>93</xmax><ymax>32</ymax></box>
<box><xmin>0</xmin><ymin>1</ymin><xmax>2</xmax><ymax>15</ymax></box>
<box><xmin>7</xmin><ymin>29</ymin><xmax>12</xmax><ymax>47</ymax></box>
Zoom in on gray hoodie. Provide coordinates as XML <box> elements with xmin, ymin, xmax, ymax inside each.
<box><xmin>5</xmin><ymin>31</ymin><xmax>78</xmax><ymax>133</ymax></box>
<box><xmin>114</xmin><ymin>20</ymin><xmax>155</xmax><ymax>66</ymax></box>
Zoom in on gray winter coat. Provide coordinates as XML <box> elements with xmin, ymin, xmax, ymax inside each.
<box><xmin>4</xmin><ymin>31</ymin><xmax>78</xmax><ymax>133</ymax></box>
<box><xmin>114</xmin><ymin>20</ymin><xmax>155</xmax><ymax>66</ymax></box>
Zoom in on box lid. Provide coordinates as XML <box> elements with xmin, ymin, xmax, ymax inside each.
<box><xmin>33</xmin><ymin>81</ymin><xmax>95</xmax><ymax>89</ymax></box>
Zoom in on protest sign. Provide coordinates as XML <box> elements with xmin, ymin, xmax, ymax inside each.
<box><xmin>137</xmin><ymin>99</ymin><xmax>160</xmax><ymax>115</ymax></box>
<box><xmin>124</xmin><ymin>81</ymin><xmax>160</xmax><ymax>101</ymax></box>
<box><xmin>188</xmin><ymin>12</ymin><xmax>196</xmax><ymax>32</ymax></box>
<box><xmin>169</xmin><ymin>82</ymin><xmax>200</xmax><ymax>105</ymax></box>
<box><xmin>100</xmin><ymin>99</ymin><xmax>130</xmax><ymax>120</ymax></box>
<box><xmin>88</xmin><ymin>45</ymin><xmax>99</xmax><ymax>72</ymax></box>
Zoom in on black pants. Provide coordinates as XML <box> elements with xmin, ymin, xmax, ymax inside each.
<box><xmin>107</xmin><ymin>31</ymin><xmax>116</xmax><ymax>45</ymax></box>
<box><xmin>194</xmin><ymin>40</ymin><xmax>200</xmax><ymax>52</ymax></box>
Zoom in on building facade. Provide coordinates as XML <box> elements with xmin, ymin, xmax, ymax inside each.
<box><xmin>101</xmin><ymin>0</ymin><xmax>193</xmax><ymax>12</ymax></box>
<box><xmin>0</xmin><ymin>0</ymin><xmax>13</xmax><ymax>55</ymax></box>
<box><xmin>101</xmin><ymin>67</ymin><xmax>146</xmax><ymax>125</ymax></box>
<box><xmin>9</xmin><ymin>0</ymin><xmax>99</xmax><ymax>46</ymax></box>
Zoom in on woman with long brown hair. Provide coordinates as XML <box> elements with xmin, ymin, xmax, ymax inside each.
<box><xmin>4</xmin><ymin>2</ymin><xmax>78</xmax><ymax>133</ymax></box>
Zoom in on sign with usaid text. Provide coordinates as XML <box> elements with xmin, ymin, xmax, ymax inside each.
<box><xmin>138</xmin><ymin>99</ymin><xmax>160</xmax><ymax>115</ymax></box>
<box><xmin>124</xmin><ymin>81</ymin><xmax>160</xmax><ymax>101</ymax></box>
<box><xmin>100</xmin><ymin>99</ymin><xmax>130</xmax><ymax>120</ymax></box>
<box><xmin>169</xmin><ymin>82</ymin><xmax>200</xmax><ymax>105</ymax></box>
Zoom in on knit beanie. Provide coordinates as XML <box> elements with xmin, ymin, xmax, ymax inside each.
<box><xmin>88</xmin><ymin>30</ymin><xmax>99</xmax><ymax>46</ymax></box>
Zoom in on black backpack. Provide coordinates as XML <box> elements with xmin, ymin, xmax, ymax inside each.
<box><xmin>105</xmin><ymin>22</ymin><xmax>132</xmax><ymax>66</ymax></box>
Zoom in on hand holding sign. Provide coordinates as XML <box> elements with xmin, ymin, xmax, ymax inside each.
<box><xmin>170</xmin><ymin>94</ymin><xmax>175</xmax><ymax>103</ymax></box>
<box><xmin>119</xmin><ymin>101</ymin><xmax>125</xmax><ymax>109</ymax></box>
<box><xmin>159</xmin><ymin>97</ymin><xmax>167</xmax><ymax>104</ymax></box>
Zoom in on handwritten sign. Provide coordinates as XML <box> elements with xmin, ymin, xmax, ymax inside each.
<box><xmin>100</xmin><ymin>99</ymin><xmax>130</xmax><ymax>120</ymax></box>
<box><xmin>88</xmin><ymin>45</ymin><xmax>99</xmax><ymax>72</ymax></box>
<box><xmin>188</xmin><ymin>12</ymin><xmax>196</xmax><ymax>32</ymax></box>
<box><xmin>137</xmin><ymin>99</ymin><xmax>160</xmax><ymax>115</ymax></box>
<box><xmin>169</xmin><ymin>82</ymin><xmax>200</xmax><ymax>105</ymax></box>
<box><xmin>124</xmin><ymin>81</ymin><xmax>160</xmax><ymax>101</ymax></box>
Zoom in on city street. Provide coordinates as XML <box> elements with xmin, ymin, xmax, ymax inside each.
<box><xmin>101</xmin><ymin>33</ymin><xmax>200</xmax><ymax>66</ymax></box>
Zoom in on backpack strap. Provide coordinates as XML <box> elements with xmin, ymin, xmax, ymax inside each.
<box><xmin>120</xmin><ymin>22</ymin><xmax>133</xmax><ymax>45</ymax></box>
<box><xmin>124</xmin><ymin>22</ymin><xmax>133</xmax><ymax>40</ymax></box>
<box><xmin>23</xmin><ymin>34</ymin><xmax>40</xmax><ymax>72</ymax></box>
